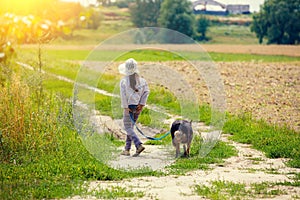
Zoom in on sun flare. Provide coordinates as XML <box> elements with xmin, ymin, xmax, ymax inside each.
<box><xmin>1</xmin><ymin>0</ymin><xmax>55</xmax><ymax>15</ymax></box>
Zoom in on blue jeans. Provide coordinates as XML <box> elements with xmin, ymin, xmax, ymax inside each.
<box><xmin>123</xmin><ymin>105</ymin><xmax>142</xmax><ymax>150</ymax></box>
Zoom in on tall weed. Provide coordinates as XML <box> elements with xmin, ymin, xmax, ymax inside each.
<box><xmin>0</xmin><ymin>74</ymin><xmax>58</xmax><ymax>163</ymax></box>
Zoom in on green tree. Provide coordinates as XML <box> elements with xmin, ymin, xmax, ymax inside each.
<box><xmin>114</xmin><ymin>0</ymin><xmax>136</xmax><ymax>8</ymax></box>
<box><xmin>196</xmin><ymin>15</ymin><xmax>210</xmax><ymax>41</ymax></box>
<box><xmin>129</xmin><ymin>0</ymin><xmax>162</xmax><ymax>28</ymax></box>
<box><xmin>158</xmin><ymin>0</ymin><xmax>195</xmax><ymax>38</ymax></box>
<box><xmin>251</xmin><ymin>0</ymin><xmax>300</xmax><ymax>44</ymax></box>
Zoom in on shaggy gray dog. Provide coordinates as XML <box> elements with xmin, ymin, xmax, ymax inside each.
<box><xmin>170</xmin><ymin>120</ymin><xmax>193</xmax><ymax>158</ymax></box>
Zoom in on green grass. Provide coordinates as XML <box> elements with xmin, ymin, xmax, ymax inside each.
<box><xmin>138</xmin><ymin>107</ymin><xmax>169</xmax><ymax>128</ymax></box>
<box><xmin>82</xmin><ymin>185</ymin><xmax>144</xmax><ymax>199</ymax></box>
<box><xmin>43</xmin><ymin>77</ymin><xmax>74</xmax><ymax>98</ymax></box>
<box><xmin>193</xmin><ymin>180</ymin><xmax>285</xmax><ymax>200</ymax></box>
<box><xmin>144</xmin><ymin>131</ymin><xmax>172</xmax><ymax>145</ymax></box>
<box><xmin>95</xmin><ymin>94</ymin><xmax>114</xmax><ymax>116</ymax></box>
<box><xmin>167</xmin><ymin>136</ymin><xmax>237</xmax><ymax>174</ymax></box>
<box><xmin>223</xmin><ymin>113</ymin><xmax>300</xmax><ymax>168</ymax></box>
<box><xmin>48</xmin><ymin>50</ymin><xmax>300</xmax><ymax>62</ymax></box>
<box><xmin>47</xmin><ymin>49</ymin><xmax>90</xmax><ymax>61</ymax></box>
<box><xmin>19</xmin><ymin>48</ymin><xmax>300</xmax><ymax>63</ymax></box>
<box><xmin>0</xmin><ymin>127</ymin><xmax>150</xmax><ymax>199</ymax></box>
<box><xmin>275</xmin><ymin>173</ymin><xmax>300</xmax><ymax>187</ymax></box>
<box><xmin>98</xmin><ymin>73</ymin><xmax>120</xmax><ymax>93</ymax></box>
<box><xmin>194</xmin><ymin>181</ymin><xmax>247</xmax><ymax>200</ymax></box>
<box><xmin>48</xmin><ymin>49</ymin><xmax>300</xmax><ymax>62</ymax></box>
<box><xmin>209</xmin><ymin>52</ymin><xmax>300</xmax><ymax>62</ymax></box>
<box><xmin>49</xmin><ymin>79</ymin><xmax>115</xmax><ymax>118</ymax></box>
<box><xmin>148</xmin><ymin>85</ymin><xmax>181</xmax><ymax>114</ymax></box>
<box><xmin>207</xmin><ymin>25</ymin><xmax>258</xmax><ymax>44</ymax></box>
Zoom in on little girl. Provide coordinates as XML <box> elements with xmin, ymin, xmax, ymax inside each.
<box><xmin>119</xmin><ymin>58</ymin><xmax>150</xmax><ymax>157</ymax></box>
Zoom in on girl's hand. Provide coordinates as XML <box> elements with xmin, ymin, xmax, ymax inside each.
<box><xmin>124</xmin><ymin>108</ymin><xmax>131</xmax><ymax>114</ymax></box>
<box><xmin>136</xmin><ymin>104</ymin><xmax>144</xmax><ymax>112</ymax></box>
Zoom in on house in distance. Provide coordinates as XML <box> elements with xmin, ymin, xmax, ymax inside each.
<box><xmin>192</xmin><ymin>0</ymin><xmax>250</xmax><ymax>15</ymax></box>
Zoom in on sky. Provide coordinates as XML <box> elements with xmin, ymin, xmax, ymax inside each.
<box><xmin>62</xmin><ymin>0</ymin><xmax>265</xmax><ymax>12</ymax></box>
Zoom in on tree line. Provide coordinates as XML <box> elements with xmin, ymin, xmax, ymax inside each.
<box><xmin>129</xmin><ymin>0</ymin><xmax>210</xmax><ymax>42</ymax></box>
<box><xmin>128</xmin><ymin>0</ymin><xmax>300</xmax><ymax>44</ymax></box>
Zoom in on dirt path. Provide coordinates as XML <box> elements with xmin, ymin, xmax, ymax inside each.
<box><xmin>69</xmin><ymin>105</ymin><xmax>300</xmax><ymax>200</ymax></box>
<box><xmin>67</xmin><ymin>133</ymin><xmax>300</xmax><ymax>200</ymax></box>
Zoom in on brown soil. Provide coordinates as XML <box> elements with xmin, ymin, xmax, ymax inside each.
<box><xmin>105</xmin><ymin>60</ymin><xmax>300</xmax><ymax>132</ymax></box>
<box><xmin>167</xmin><ymin>61</ymin><xmax>300</xmax><ymax>131</ymax></box>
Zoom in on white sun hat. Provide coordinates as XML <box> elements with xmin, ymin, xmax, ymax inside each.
<box><xmin>118</xmin><ymin>58</ymin><xmax>139</xmax><ymax>75</ymax></box>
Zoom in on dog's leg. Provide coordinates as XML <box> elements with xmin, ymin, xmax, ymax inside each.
<box><xmin>175</xmin><ymin>143</ymin><xmax>180</xmax><ymax>158</ymax></box>
<box><xmin>187</xmin><ymin>142</ymin><xmax>191</xmax><ymax>157</ymax></box>
<box><xmin>183</xmin><ymin>144</ymin><xmax>187</xmax><ymax>157</ymax></box>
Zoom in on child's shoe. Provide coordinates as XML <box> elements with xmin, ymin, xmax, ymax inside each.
<box><xmin>121</xmin><ymin>150</ymin><xmax>130</xmax><ymax>156</ymax></box>
<box><xmin>132</xmin><ymin>145</ymin><xmax>145</xmax><ymax>157</ymax></box>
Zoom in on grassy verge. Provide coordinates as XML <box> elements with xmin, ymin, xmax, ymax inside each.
<box><xmin>223</xmin><ymin>113</ymin><xmax>300</xmax><ymax>168</ymax></box>
<box><xmin>193</xmin><ymin>180</ymin><xmax>286</xmax><ymax>200</ymax></box>
<box><xmin>209</xmin><ymin>52</ymin><xmax>300</xmax><ymax>62</ymax></box>
<box><xmin>168</xmin><ymin>138</ymin><xmax>237</xmax><ymax>174</ymax></box>
<box><xmin>207</xmin><ymin>25</ymin><xmax>257</xmax><ymax>44</ymax></box>
<box><xmin>48</xmin><ymin>49</ymin><xmax>300</xmax><ymax>62</ymax></box>
<box><xmin>19</xmin><ymin>48</ymin><xmax>300</xmax><ymax>63</ymax></box>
